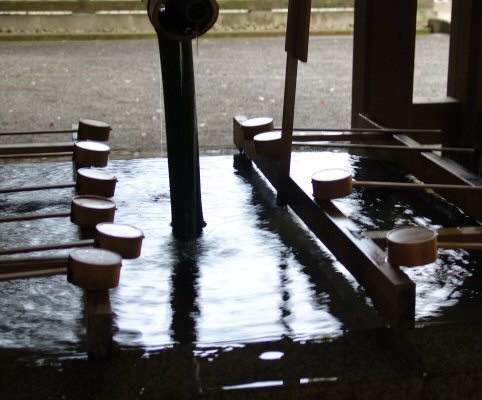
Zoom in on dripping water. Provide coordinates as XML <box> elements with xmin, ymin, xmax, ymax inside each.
<box><xmin>159</xmin><ymin>64</ymin><xmax>164</xmax><ymax>157</ymax></box>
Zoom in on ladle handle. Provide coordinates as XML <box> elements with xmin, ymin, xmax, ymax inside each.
<box><xmin>437</xmin><ymin>242</ymin><xmax>482</xmax><ymax>251</ymax></box>
<box><xmin>0</xmin><ymin>256</ymin><xmax>68</xmax><ymax>281</ymax></box>
<box><xmin>0</xmin><ymin>211</ymin><xmax>71</xmax><ymax>223</ymax></box>
<box><xmin>353</xmin><ymin>180</ymin><xmax>482</xmax><ymax>191</ymax></box>
<box><xmin>0</xmin><ymin>239</ymin><xmax>94</xmax><ymax>256</ymax></box>
<box><xmin>292</xmin><ymin>142</ymin><xmax>475</xmax><ymax>153</ymax></box>
<box><xmin>0</xmin><ymin>183</ymin><xmax>75</xmax><ymax>194</ymax></box>
<box><xmin>0</xmin><ymin>129</ymin><xmax>76</xmax><ymax>136</ymax></box>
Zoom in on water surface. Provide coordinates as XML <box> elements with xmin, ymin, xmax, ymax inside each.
<box><xmin>0</xmin><ymin>153</ymin><xmax>480</xmax><ymax>356</ymax></box>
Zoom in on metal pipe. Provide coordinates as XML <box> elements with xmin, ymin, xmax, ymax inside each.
<box><xmin>146</xmin><ymin>0</ymin><xmax>218</xmax><ymax>239</ymax></box>
<box><xmin>157</xmin><ymin>37</ymin><xmax>205</xmax><ymax>240</ymax></box>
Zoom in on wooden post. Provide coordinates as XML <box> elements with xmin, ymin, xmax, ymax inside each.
<box><xmin>85</xmin><ymin>289</ymin><xmax>113</xmax><ymax>361</ymax></box>
<box><xmin>445</xmin><ymin>0</ymin><xmax>482</xmax><ymax>169</ymax></box>
<box><xmin>277</xmin><ymin>0</ymin><xmax>311</xmax><ymax>206</ymax></box>
<box><xmin>351</xmin><ymin>0</ymin><xmax>417</xmax><ymax>129</ymax></box>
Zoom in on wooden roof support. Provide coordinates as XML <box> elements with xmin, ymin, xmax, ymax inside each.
<box><xmin>445</xmin><ymin>0</ymin><xmax>482</xmax><ymax>170</ymax></box>
<box><xmin>351</xmin><ymin>0</ymin><xmax>417</xmax><ymax>129</ymax></box>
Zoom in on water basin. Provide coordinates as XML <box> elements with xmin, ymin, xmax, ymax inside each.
<box><xmin>0</xmin><ymin>153</ymin><xmax>480</xmax><ymax>356</ymax></box>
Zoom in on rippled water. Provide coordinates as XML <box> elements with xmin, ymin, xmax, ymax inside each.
<box><xmin>291</xmin><ymin>151</ymin><xmax>482</xmax><ymax>321</ymax></box>
<box><xmin>0</xmin><ymin>154</ymin><xmax>481</xmax><ymax>355</ymax></box>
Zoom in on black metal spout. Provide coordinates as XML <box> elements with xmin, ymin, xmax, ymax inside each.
<box><xmin>146</xmin><ymin>0</ymin><xmax>218</xmax><ymax>240</ymax></box>
<box><xmin>158</xmin><ymin>38</ymin><xmax>206</xmax><ymax>240</ymax></box>
<box><xmin>147</xmin><ymin>0</ymin><xmax>219</xmax><ymax>41</ymax></box>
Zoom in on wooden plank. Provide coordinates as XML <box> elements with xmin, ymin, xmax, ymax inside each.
<box><xmin>234</xmin><ymin>116</ymin><xmax>415</xmax><ymax>329</ymax></box>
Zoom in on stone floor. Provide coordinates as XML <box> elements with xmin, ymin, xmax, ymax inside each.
<box><xmin>0</xmin><ymin>34</ymin><xmax>450</xmax><ymax>158</ymax></box>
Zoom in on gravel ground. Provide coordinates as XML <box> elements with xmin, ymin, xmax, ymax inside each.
<box><xmin>0</xmin><ymin>34</ymin><xmax>449</xmax><ymax>157</ymax></box>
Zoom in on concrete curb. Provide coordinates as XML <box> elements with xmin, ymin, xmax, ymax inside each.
<box><xmin>0</xmin><ymin>7</ymin><xmax>437</xmax><ymax>41</ymax></box>
<box><xmin>0</xmin><ymin>28</ymin><xmax>435</xmax><ymax>43</ymax></box>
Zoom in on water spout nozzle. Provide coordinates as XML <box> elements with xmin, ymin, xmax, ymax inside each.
<box><xmin>147</xmin><ymin>0</ymin><xmax>219</xmax><ymax>41</ymax></box>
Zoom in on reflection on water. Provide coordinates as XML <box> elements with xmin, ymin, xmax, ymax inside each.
<box><xmin>169</xmin><ymin>241</ymin><xmax>202</xmax><ymax>345</ymax></box>
<box><xmin>0</xmin><ymin>154</ymin><xmax>481</xmax><ymax>355</ymax></box>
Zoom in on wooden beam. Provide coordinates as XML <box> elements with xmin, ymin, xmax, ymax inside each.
<box><xmin>351</xmin><ymin>0</ymin><xmax>417</xmax><ymax>128</ymax></box>
<box><xmin>446</xmin><ymin>0</ymin><xmax>482</xmax><ymax>170</ymax></box>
